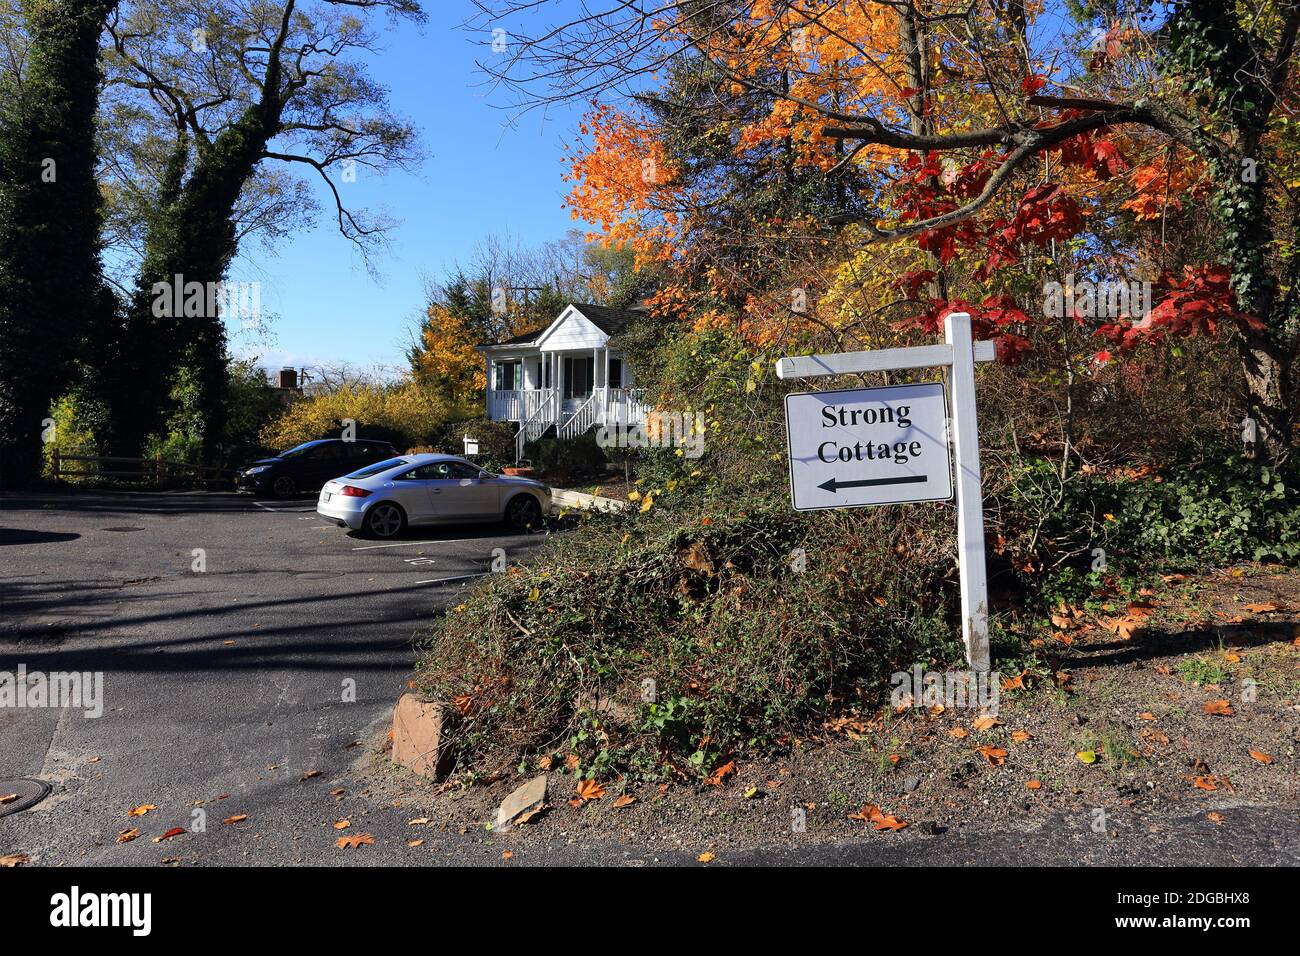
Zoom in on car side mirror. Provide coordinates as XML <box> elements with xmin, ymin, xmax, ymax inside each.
<box><xmin>479</xmin><ymin>470</ymin><xmax>492</xmax><ymax>480</ymax></box>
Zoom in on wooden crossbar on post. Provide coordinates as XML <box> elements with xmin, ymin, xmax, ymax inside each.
<box><xmin>773</xmin><ymin>313</ymin><xmax>994</xmax><ymax>672</ymax></box>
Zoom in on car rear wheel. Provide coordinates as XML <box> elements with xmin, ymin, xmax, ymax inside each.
<box><xmin>365</xmin><ymin>502</ymin><xmax>406</xmax><ymax>539</ymax></box>
<box><xmin>505</xmin><ymin>494</ymin><xmax>542</xmax><ymax>530</ymax></box>
<box><xmin>271</xmin><ymin>474</ymin><xmax>296</xmax><ymax>498</ymax></box>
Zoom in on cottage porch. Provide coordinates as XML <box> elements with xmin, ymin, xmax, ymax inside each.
<box><xmin>478</xmin><ymin>303</ymin><xmax>654</xmax><ymax>461</ymax></box>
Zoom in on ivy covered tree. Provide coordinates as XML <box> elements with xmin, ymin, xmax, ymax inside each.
<box><xmin>92</xmin><ymin>0</ymin><xmax>423</xmax><ymax>461</ymax></box>
<box><xmin>0</xmin><ymin>0</ymin><xmax>118</xmax><ymax>487</ymax></box>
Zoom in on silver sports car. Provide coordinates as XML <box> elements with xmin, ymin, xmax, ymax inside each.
<box><xmin>316</xmin><ymin>453</ymin><xmax>551</xmax><ymax>538</ymax></box>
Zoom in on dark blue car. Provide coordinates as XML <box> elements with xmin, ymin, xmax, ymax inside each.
<box><xmin>236</xmin><ymin>438</ymin><xmax>399</xmax><ymax>498</ymax></box>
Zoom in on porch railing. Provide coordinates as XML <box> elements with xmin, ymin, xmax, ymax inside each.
<box><xmin>488</xmin><ymin>389</ymin><xmax>554</xmax><ymax>422</ymax></box>
<box><xmin>558</xmin><ymin>392</ymin><xmax>598</xmax><ymax>440</ymax></box>
<box><xmin>515</xmin><ymin>390</ymin><xmax>559</xmax><ymax>462</ymax></box>
<box><xmin>490</xmin><ymin>387</ymin><xmax>651</xmax><ymax>427</ymax></box>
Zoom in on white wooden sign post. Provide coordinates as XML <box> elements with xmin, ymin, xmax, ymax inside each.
<box><xmin>775</xmin><ymin>312</ymin><xmax>994</xmax><ymax>672</ymax></box>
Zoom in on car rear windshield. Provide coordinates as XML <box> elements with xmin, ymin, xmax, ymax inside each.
<box><xmin>344</xmin><ymin>457</ymin><xmax>407</xmax><ymax>479</ymax></box>
<box><xmin>279</xmin><ymin>441</ymin><xmax>325</xmax><ymax>459</ymax></box>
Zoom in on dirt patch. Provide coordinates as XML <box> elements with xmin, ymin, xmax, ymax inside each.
<box><xmin>357</xmin><ymin>564</ymin><xmax>1300</xmax><ymax>854</ymax></box>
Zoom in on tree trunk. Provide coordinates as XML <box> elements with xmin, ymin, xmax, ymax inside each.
<box><xmin>0</xmin><ymin>0</ymin><xmax>118</xmax><ymax>486</ymax></box>
<box><xmin>1239</xmin><ymin>329</ymin><xmax>1292</xmax><ymax>462</ymax></box>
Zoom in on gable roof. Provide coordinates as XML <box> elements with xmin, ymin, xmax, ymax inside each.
<box><xmin>476</xmin><ymin>303</ymin><xmax>641</xmax><ymax>350</ymax></box>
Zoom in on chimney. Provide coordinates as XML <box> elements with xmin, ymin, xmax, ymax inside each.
<box><xmin>277</xmin><ymin>367</ymin><xmax>298</xmax><ymax>390</ymax></box>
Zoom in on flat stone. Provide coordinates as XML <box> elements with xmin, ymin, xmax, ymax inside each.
<box><xmin>391</xmin><ymin>694</ymin><xmax>450</xmax><ymax>780</ymax></box>
<box><xmin>496</xmin><ymin>775</ymin><xmax>548</xmax><ymax>830</ymax></box>
<box><xmin>903</xmin><ymin>775</ymin><xmax>921</xmax><ymax>793</ymax></box>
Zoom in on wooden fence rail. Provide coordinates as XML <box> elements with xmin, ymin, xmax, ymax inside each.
<box><xmin>52</xmin><ymin>451</ymin><xmax>231</xmax><ymax>485</ymax></box>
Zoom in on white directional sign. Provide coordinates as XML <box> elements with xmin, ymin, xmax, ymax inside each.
<box><xmin>775</xmin><ymin>312</ymin><xmax>995</xmax><ymax>672</ymax></box>
<box><xmin>784</xmin><ymin>383</ymin><xmax>951</xmax><ymax>511</ymax></box>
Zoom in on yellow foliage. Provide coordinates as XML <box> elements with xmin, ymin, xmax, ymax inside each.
<box><xmin>259</xmin><ymin>380</ymin><xmax>449</xmax><ymax>453</ymax></box>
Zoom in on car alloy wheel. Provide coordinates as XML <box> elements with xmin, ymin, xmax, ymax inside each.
<box><xmin>272</xmin><ymin>475</ymin><xmax>296</xmax><ymax>498</ymax></box>
<box><xmin>366</xmin><ymin>502</ymin><xmax>404</xmax><ymax>539</ymax></box>
<box><xmin>506</xmin><ymin>494</ymin><xmax>541</xmax><ymax>529</ymax></box>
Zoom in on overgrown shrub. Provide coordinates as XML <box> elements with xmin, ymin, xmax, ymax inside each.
<box><xmin>427</xmin><ymin>417</ymin><xmax>516</xmax><ymax>469</ymax></box>
<box><xmin>416</xmin><ymin>489</ymin><xmax>960</xmax><ymax>781</ymax></box>
<box><xmin>999</xmin><ymin>450</ymin><xmax>1300</xmax><ymax>606</ymax></box>
<box><xmin>525</xmin><ymin>430</ymin><xmax>609</xmax><ymax>480</ymax></box>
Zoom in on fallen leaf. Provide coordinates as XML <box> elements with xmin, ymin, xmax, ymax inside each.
<box><xmin>1137</xmin><ymin>712</ymin><xmax>1157</xmax><ymax>721</ymax></box>
<box><xmin>0</xmin><ymin>794</ymin><xmax>17</xmax><ymax>805</ymax></box>
<box><xmin>972</xmin><ymin>716</ymin><xmax>1002</xmax><ymax>731</ymax></box>
<box><xmin>947</xmin><ymin>727</ymin><xmax>969</xmax><ymax>739</ymax></box>
<box><xmin>1010</xmin><ymin>730</ymin><xmax>1032</xmax><ymax>743</ymax></box>
<box><xmin>127</xmin><ymin>804</ymin><xmax>157</xmax><ymax>817</ymax></box>
<box><xmin>1207</xmin><ymin>812</ymin><xmax>1226</xmax><ymax>824</ymax></box>
<box><xmin>1002</xmin><ymin>670</ymin><xmax>1028</xmax><ymax>691</ymax></box>
<box><xmin>612</xmin><ymin>794</ymin><xmax>637</xmax><ymax>808</ymax></box>
<box><xmin>515</xmin><ymin>805</ymin><xmax>547</xmax><ymax>825</ymax></box>
<box><xmin>152</xmin><ymin>827</ymin><xmax>186</xmax><ymax>843</ymax></box>
<box><xmin>329</xmin><ymin>788</ymin><xmax>345</xmax><ymax>798</ymax></box>
<box><xmin>299</xmin><ymin>771</ymin><xmax>321</xmax><ymax>781</ymax></box>
<box><xmin>335</xmin><ymin>833</ymin><xmax>375</xmax><ymax>849</ymax></box>
<box><xmin>0</xmin><ymin>854</ymin><xmax>29</xmax><ymax>867</ymax></box>
<box><xmin>1076</xmin><ymin>750</ymin><xmax>1098</xmax><ymax>764</ymax></box>
<box><xmin>407</xmin><ymin>839</ymin><xmax>424</xmax><ymax>847</ymax></box>
<box><xmin>1025</xmin><ymin>779</ymin><xmax>1042</xmax><ymax>790</ymax></box>
<box><xmin>1243</xmin><ymin>602</ymin><xmax>1278</xmax><ymax>613</ymax></box>
<box><xmin>221</xmin><ymin>814</ymin><xmax>247</xmax><ymax>825</ymax></box>
<box><xmin>575</xmin><ymin>778</ymin><xmax>605</xmax><ymax>802</ymax></box>
<box><xmin>501</xmin><ymin>850</ymin><xmax>513</xmax><ymax>860</ymax></box>
<box><xmin>706</xmin><ymin>761</ymin><xmax>736</xmax><ymax>787</ymax></box>
<box><xmin>848</xmin><ymin>803</ymin><xmax>908</xmax><ymax>830</ymax></box>
<box><xmin>697</xmin><ymin>851</ymin><xmax>715</xmax><ymax>863</ymax></box>
<box><xmin>1193</xmin><ymin>776</ymin><xmax>1218</xmax><ymax>791</ymax></box>
<box><xmin>334</xmin><ymin>819</ymin><xmax>351</xmax><ymax>830</ymax></box>
<box><xmin>116</xmin><ymin>828</ymin><xmax>140</xmax><ymax>843</ymax></box>
<box><xmin>1248</xmin><ymin>750</ymin><xmax>1274</xmax><ymax>765</ymax></box>
<box><xmin>407</xmin><ymin>817</ymin><xmax>430</xmax><ymax>826</ymax></box>
<box><xmin>1202</xmin><ymin>699</ymin><xmax>1234</xmax><ymax>716</ymax></box>
<box><xmin>976</xmin><ymin>745</ymin><xmax>1008</xmax><ymax>766</ymax></box>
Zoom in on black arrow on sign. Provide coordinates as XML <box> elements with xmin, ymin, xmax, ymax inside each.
<box><xmin>818</xmin><ymin>475</ymin><xmax>928</xmax><ymax>493</ymax></box>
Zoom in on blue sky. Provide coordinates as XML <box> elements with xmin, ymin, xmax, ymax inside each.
<box><xmin>229</xmin><ymin>4</ymin><xmax>586</xmax><ymax>374</ymax></box>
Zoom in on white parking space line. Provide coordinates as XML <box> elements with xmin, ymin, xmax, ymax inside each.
<box><xmin>252</xmin><ymin>501</ymin><xmax>315</xmax><ymax>513</ymax></box>
<box><xmin>350</xmin><ymin>536</ymin><xmax>528</xmax><ymax>551</ymax></box>
<box><xmin>413</xmin><ymin>572</ymin><xmax>492</xmax><ymax>585</ymax></box>
<box><xmin>350</xmin><ymin>540</ymin><xmax>448</xmax><ymax>551</ymax></box>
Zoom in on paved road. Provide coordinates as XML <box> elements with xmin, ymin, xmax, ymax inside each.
<box><xmin>0</xmin><ymin>488</ymin><xmax>551</xmax><ymax>864</ymax></box>
<box><xmin>2</xmin><ymin>489</ymin><xmax>1295</xmax><ymax>867</ymax></box>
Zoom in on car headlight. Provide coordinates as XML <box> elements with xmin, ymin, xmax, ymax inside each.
<box><xmin>244</xmin><ymin>465</ymin><xmax>271</xmax><ymax>475</ymax></box>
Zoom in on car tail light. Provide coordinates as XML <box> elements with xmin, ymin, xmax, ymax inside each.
<box><xmin>340</xmin><ymin>485</ymin><xmax>371</xmax><ymax>498</ymax></box>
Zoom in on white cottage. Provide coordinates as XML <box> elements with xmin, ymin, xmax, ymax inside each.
<box><xmin>477</xmin><ymin>303</ymin><xmax>653</xmax><ymax>461</ymax></box>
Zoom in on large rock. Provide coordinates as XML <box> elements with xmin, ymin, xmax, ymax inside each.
<box><xmin>391</xmin><ymin>694</ymin><xmax>451</xmax><ymax>780</ymax></box>
<box><xmin>496</xmin><ymin>775</ymin><xmax>548</xmax><ymax>830</ymax></box>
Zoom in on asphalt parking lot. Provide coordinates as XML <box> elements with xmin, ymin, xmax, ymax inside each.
<box><xmin>0</xmin><ymin>487</ymin><xmax>552</xmax><ymax>864</ymax></box>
